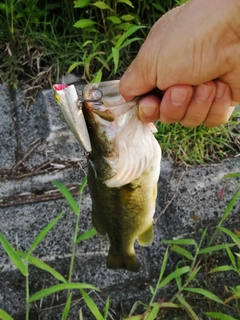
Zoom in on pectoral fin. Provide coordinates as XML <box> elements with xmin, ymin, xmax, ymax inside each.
<box><xmin>107</xmin><ymin>247</ymin><xmax>139</xmax><ymax>272</ymax></box>
<box><xmin>129</xmin><ymin>180</ymin><xmax>141</xmax><ymax>189</ymax></box>
<box><xmin>137</xmin><ymin>224</ymin><xmax>154</xmax><ymax>246</ymax></box>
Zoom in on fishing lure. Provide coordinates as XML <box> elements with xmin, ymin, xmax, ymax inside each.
<box><xmin>53</xmin><ymin>84</ymin><xmax>103</xmax><ymax>153</ymax></box>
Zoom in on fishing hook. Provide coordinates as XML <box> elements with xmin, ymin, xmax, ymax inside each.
<box><xmin>77</xmin><ymin>88</ymin><xmax>103</xmax><ymax>110</ymax></box>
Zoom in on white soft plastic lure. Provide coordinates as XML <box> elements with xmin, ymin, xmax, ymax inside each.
<box><xmin>53</xmin><ymin>84</ymin><xmax>92</xmax><ymax>153</ymax></box>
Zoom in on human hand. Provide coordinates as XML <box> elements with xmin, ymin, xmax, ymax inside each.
<box><xmin>119</xmin><ymin>0</ymin><xmax>240</xmax><ymax>127</ymax></box>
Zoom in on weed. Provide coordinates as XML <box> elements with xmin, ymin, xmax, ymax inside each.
<box><xmin>0</xmin><ymin>173</ymin><xmax>239</xmax><ymax>319</ymax></box>
<box><xmin>0</xmin><ymin>0</ymin><xmax>185</xmax><ymax>88</ymax></box>
<box><xmin>0</xmin><ymin>177</ymin><xmax>105</xmax><ymax>320</ymax></box>
<box><xmin>125</xmin><ymin>174</ymin><xmax>240</xmax><ymax>320</ymax></box>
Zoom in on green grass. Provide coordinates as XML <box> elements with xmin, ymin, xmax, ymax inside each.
<box><xmin>0</xmin><ymin>174</ymin><xmax>239</xmax><ymax>319</ymax></box>
<box><xmin>0</xmin><ymin>178</ymin><xmax>101</xmax><ymax>320</ymax></box>
<box><xmin>155</xmin><ymin>107</ymin><xmax>240</xmax><ymax>165</ymax></box>
<box><xmin>0</xmin><ymin>0</ymin><xmax>239</xmax><ymax>163</ymax></box>
<box><xmin>0</xmin><ymin>0</ymin><xmax>187</xmax><ymax>87</ymax></box>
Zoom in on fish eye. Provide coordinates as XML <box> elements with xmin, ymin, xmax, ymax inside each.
<box><xmin>91</xmin><ymin>88</ymin><xmax>103</xmax><ymax>100</ymax></box>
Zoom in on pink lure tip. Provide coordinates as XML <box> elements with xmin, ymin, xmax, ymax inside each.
<box><xmin>53</xmin><ymin>84</ymin><xmax>69</xmax><ymax>91</ymax></box>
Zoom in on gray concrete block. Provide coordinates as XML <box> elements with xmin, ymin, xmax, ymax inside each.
<box><xmin>16</xmin><ymin>86</ymin><xmax>86</xmax><ymax>170</ymax></box>
<box><xmin>0</xmin><ymin>83</ymin><xmax>16</xmax><ymax>169</ymax></box>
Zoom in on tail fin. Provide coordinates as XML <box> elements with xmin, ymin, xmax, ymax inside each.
<box><xmin>107</xmin><ymin>247</ymin><xmax>139</xmax><ymax>272</ymax></box>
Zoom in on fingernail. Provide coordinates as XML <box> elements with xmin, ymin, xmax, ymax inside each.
<box><xmin>194</xmin><ymin>84</ymin><xmax>212</xmax><ymax>102</ymax></box>
<box><xmin>216</xmin><ymin>82</ymin><xmax>227</xmax><ymax>99</ymax></box>
<box><xmin>170</xmin><ymin>88</ymin><xmax>189</xmax><ymax>106</ymax></box>
<box><xmin>141</xmin><ymin>105</ymin><xmax>158</xmax><ymax>117</ymax></box>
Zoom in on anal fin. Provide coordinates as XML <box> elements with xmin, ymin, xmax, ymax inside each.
<box><xmin>137</xmin><ymin>224</ymin><xmax>154</xmax><ymax>246</ymax></box>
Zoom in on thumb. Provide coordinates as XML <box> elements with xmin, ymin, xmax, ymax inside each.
<box><xmin>119</xmin><ymin>58</ymin><xmax>156</xmax><ymax>101</ymax></box>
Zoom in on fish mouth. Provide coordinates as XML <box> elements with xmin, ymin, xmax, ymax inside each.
<box><xmin>82</xmin><ymin>80</ymin><xmax>138</xmax><ymax>121</ymax></box>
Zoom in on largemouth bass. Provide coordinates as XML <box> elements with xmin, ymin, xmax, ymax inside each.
<box><xmin>82</xmin><ymin>80</ymin><xmax>161</xmax><ymax>272</ymax></box>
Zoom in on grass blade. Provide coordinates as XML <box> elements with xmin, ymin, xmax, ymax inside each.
<box><xmin>128</xmin><ymin>300</ymin><xmax>144</xmax><ymax>317</ymax></box>
<box><xmin>184</xmin><ymin>288</ymin><xmax>223</xmax><ymax>303</ymax></box>
<box><xmin>177</xmin><ymin>295</ymin><xmax>198</xmax><ymax>320</ymax></box>
<box><xmin>146</xmin><ymin>304</ymin><xmax>160</xmax><ymax>320</ymax></box>
<box><xmin>103</xmin><ymin>297</ymin><xmax>110</xmax><ymax>320</ymax></box>
<box><xmin>225</xmin><ymin>246</ymin><xmax>237</xmax><ymax>268</ymax></box>
<box><xmin>198</xmin><ymin>227</ymin><xmax>208</xmax><ymax>249</ymax></box>
<box><xmin>21</xmin><ymin>254</ymin><xmax>67</xmax><ymax>283</ymax></box>
<box><xmin>199</xmin><ymin>243</ymin><xmax>235</xmax><ymax>254</ymax></box>
<box><xmin>62</xmin><ymin>292</ymin><xmax>72</xmax><ymax>320</ymax></box>
<box><xmin>152</xmin><ymin>2</ymin><xmax>166</xmax><ymax>13</ymax></box>
<box><xmin>91</xmin><ymin>69</ymin><xmax>103</xmax><ymax>83</ymax></box>
<box><xmin>118</xmin><ymin>37</ymin><xmax>141</xmax><ymax>51</ymax></box>
<box><xmin>171</xmin><ymin>245</ymin><xmax>194</xmax><ymax>260</ymax></box>
<box><xmin>209</xmin><ymin>265</ymin><xmax>234</xmax><ymax>273</ymax></box>
<box><xmin>125</xmin><ymin>316</ymin><xmax>142</xmax><ymax>320</ymax></box>
<box><xmin>80</xmin><ymin>289</ymin><xmax>104</xmax><ymax>320</ymax></box>
<box><xmin>79</xmin><ymin>308</ymin><xmax>83</xmax><ymax>320</ymax></box>
<box><xmin>154</xmin><ymin>302</ymin><xmax>181</xmax><ymax>308</ymax></box>
<box><xmin>162</xmin><ymin>239</ymin><xmax>197</xmax><ymax>246</ymax></box>
<box><xmin>159</xmin><ymin>246</ymin><xmax>169</xmax><ymax>282</ymax></box>
<box><xmin>218</xmin><ymin>227</ymin><xmax>240</xmax><ymax>247</ymax></box>
<box><xmin>52</xmin><ymin>180</ymin><xmax>79</xmax><ymax>214</ymax></box>
<box><xmin>115</xmin><ymin>25</ymin><xmax>144</xmax><ymax>48</ymax></box>
<box><xmin>79</xmin><ymin>176</ymin><xmax>88</xmax><ymax>194</ymax></box>
<box><xmin>76</xmin><ymin>228</ymin><xmax>98</xmax><ymax>243</ymax></box>
<box><xmin>158</xmin><ymin>266</ymin><xmax>190</xmax><ymax>289</ymax></box>
<box><xmin>149</xmin><ymin>246</ymin><xmax>170</xmax><ymax>305</ymax></box>
<box><xmin>27</xmin><ymin>212</ymin><xmax>63</xmax><ymax>257</ymax></box>
<box><xmin>223</xmin><ymin>172</ymin><xmax>240</xmax><ymax>179</ymax></box>
<box><xmin>29</xmin><ymin>283</ymin><xmax>99</xmax><ymax>303</ymax></box>
<box><xmin>218</xmin><ymin>188</ymin><xmax>240</xmax><ymax>226</ymax></box>
<box><xmin>112</xmin><ymin>47</ymin><xmax>119</xmax><ymax>74</ymax></box>
<box><xmin>67</xmin><ymin>61</ymin><xmax>84</xmax><ymax>74</ymax></box>
<box><xmin>188</xmin><ymin>266</ymin><xmax>201</xmax><ymax>283</ymax></box>
<box><xmin>204</xmin><ymin>312</ymin><xmax>238</xmax><ymax>320</ymax></box>
<box><xmin>225</xmin><ymin>288</ymin><xmax>240</xmax><ymax>304</ymax></box>
<box><xmin>0</xmin><ymin>308</ymin><xmax>14</xmax><ymax>320</ymax></box>
<box><xmin>175</xmin><ymin>270</ymin><xmax>182</xmax><ymax>291</ymax></box>
<box><xmin>0</xmin><ymin>233</ymin><xmax>27</xmax><ymax>276</ymax></box>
